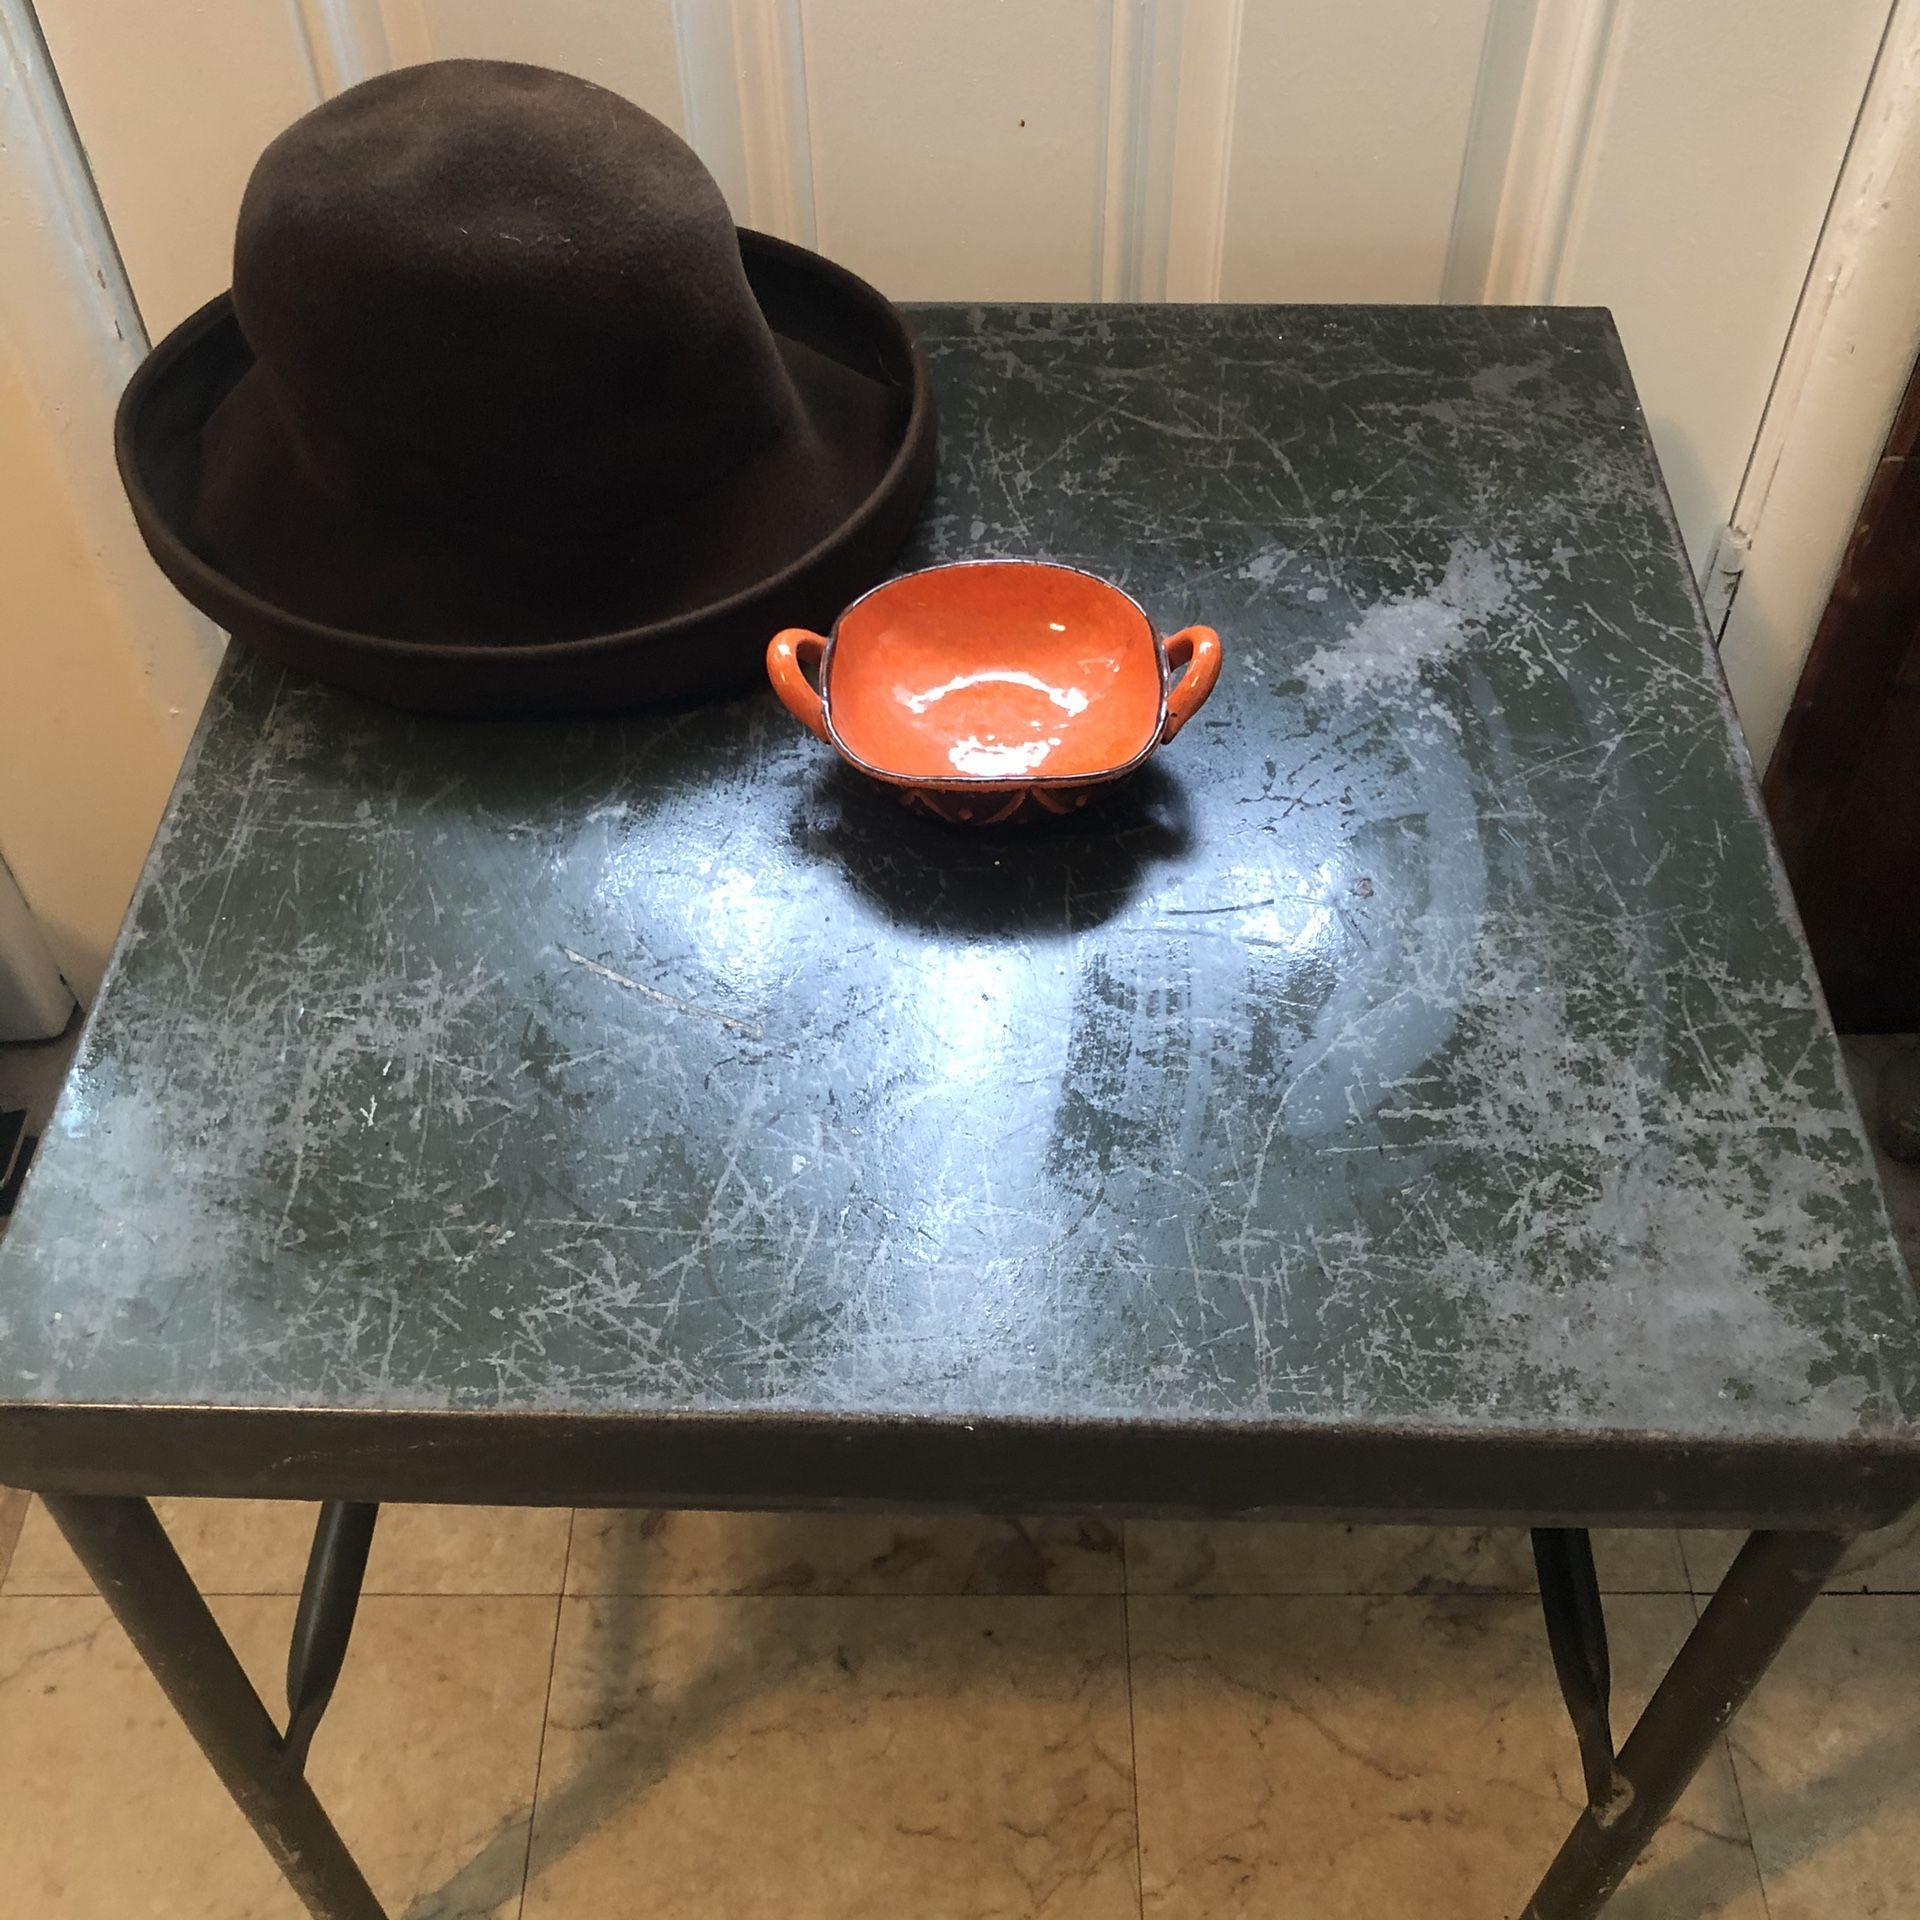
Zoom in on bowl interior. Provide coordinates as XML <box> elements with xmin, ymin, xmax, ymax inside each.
<box><xmin>826</xmin><ymin>563</ymin><xmax>1162</xmax><ymax>784</ymax></box>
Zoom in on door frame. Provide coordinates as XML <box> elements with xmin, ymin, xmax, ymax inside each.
<box><xmin>1717</xmin><ymin>0</ymin><xmax>1920</xmax><ymax>771</ymax></box>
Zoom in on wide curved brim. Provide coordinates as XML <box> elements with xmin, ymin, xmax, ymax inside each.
<box><xmin>116</xmin><ymin>229</ymin><xmax>936</xmax><ymax>717</ymax></box>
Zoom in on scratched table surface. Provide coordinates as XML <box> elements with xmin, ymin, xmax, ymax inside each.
<box><xmin>4</xmin><ymin>304</ymin><xmax>1918</xmax><ymax>1525</ymax></box>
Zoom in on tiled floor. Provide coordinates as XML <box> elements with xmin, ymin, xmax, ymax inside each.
<box><xmin>3</xmin><ymin>1503</ymin><xmax>1918</xmax><ymax>1919</ymax></box>
<box><xmin>0</xmin><ymin>1039</ymin><xmax>1913</xmax><ymax>1917</ymax></box>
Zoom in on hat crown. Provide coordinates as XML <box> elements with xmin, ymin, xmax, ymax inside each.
<box><xmin>231</xmin><ymin>59</ymin><xmax>799</xmax><ymax>538</ymax></box>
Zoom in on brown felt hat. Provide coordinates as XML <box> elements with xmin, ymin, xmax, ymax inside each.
<box><xmin>115</xmin><ymin>59</ymin><xmax>935</xmax><ymax>716</ymax></box>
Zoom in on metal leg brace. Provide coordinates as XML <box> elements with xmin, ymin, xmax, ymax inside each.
<box><xmin>285</xmin><ymin>1501</ymin><xmax>379</xmax><ymax>1771</ymax></box>
<box><xmin>1523</xmin><ymin>1527</ymin><xmax>1849</xmax><ymax>1920</ymax></box>
<box><xmin>44</xmin><ymin>1493</ymin><xmax>386</xmax><ymax>1920</ymax></box>
<box><xmin>1532</xmin><ymin>1528</ymin><xmax>1632</xmax><ymax>1822</ymax></box>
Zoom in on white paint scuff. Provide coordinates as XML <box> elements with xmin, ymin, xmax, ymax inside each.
<box><xmin>1300</xmin><ymin>540</ymin><xmax>1529</xmax><ymax>698</ymax></box>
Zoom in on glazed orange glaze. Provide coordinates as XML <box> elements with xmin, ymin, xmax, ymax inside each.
<box><xmin>828</xmin><ymin>563</ymin><xmax>1161</xmax><ymax>782</ymax></box>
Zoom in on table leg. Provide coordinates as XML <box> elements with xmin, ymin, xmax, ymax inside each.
<box><xmin>41</xmin><ymin>1493</ymin><xmax>386</xmax><ymax>1920</ymax></box>
<box><xmin>1522</xmin><ymin>1527</ymin><xmax>1849</xmax><ymax>1920</ymax></box>
<box><xmin>285</xmin><ymin>1502</ymin><xmax>379</xmax><ymax>1771</ymax></box>
<box><xmin>1532</xmin><ymin>1529</ymin><xmax>1631</xmax><ymax>1818</ymax></box>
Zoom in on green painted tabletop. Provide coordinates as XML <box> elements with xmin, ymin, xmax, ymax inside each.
<box><xmin>3</xmin><ymin>304</ymin><xmax>1915</xmax><ymax>1522</ymax></box>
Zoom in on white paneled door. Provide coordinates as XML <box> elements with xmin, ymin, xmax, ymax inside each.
<box><xmin>11</xmin><ymin>0</ymin><xmax>1904</xmax><ymax>800</ymax></box>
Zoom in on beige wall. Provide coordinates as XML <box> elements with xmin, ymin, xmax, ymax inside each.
<box><xmin>0</xmin><ymin>346</ymin><xmax>203</xmax><ymax>995</ymax></box>
<box><xmin>0</xmin><ymin>0</ymin><xmax>221</xmax><ymax>997</ymax></box>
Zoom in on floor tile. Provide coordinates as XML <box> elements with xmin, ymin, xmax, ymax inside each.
<box><xmin>1681</xmin><ymin>1513</ymin><xmax>1920</xmax><ymax>1597</ymax></box>
<box><xmin>1823</xmin><ymin>1512</ymin><xmax>1920</xmax><ymax>1592</ymax></box>
<box><xmin>1129</xmin><ymin>1592</ymin><xmax>1765</xmax><ymax>1919</ymax></box>
<box><xmin>1730</xmin><ymin>1594</ymin><xmax>1920</xmax><ymax>1918</ymax></box>
<box><xmin>1124</xmin><ymin>1520</ymin><xmax>1687</xmax><ymax>1595</ymax></box>
<box><xmin>0</xmin><ymin>1591</ymin><xmax>556</xmax><ymax>1918</ymax></box>
<box><xmin>0</xmin><ymin>1486</ymin><xmax>27</xmax><ymax>1588</ymax></box>
<box><xmin>1677</xmin><ymin>1533</ymin><xmax>1744</xmax><ymax>1594</ymax></box>
<box><xmin>4</xmin><ymin>1496</ymin><xmax>573</xmax><ymax>1596</ymax></box>
<box><xmin>523</xmin><ymin>1594</ymin><xmax>1137</xmax><ymax>1919</ymax></box>
<box><xmin>566</xmin><ymin>1508</ymin><xmax>1123</xmax><ymax>1595</ymax></box>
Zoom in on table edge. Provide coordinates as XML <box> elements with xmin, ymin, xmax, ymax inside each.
<box><xmin>3</xmin><ymin>1399</ymin><xmax>1915</xmax><ymax>1530</ymax></box>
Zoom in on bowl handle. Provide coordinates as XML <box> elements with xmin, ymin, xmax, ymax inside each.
<box><xmin>767</xmin><ymin>629</ymin><xmax>831</xmax><ymax>743</ymax></box>
<box><xmin>1162</xmin><ymin>626</ymin><xmax>1223</xmax><ymax>741</ymax></box>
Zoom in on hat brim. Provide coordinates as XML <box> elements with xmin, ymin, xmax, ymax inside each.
<box><xmin>116</xmin><ymin>229</ymin><xmax>936</xmax><ymax>717</ymax></box>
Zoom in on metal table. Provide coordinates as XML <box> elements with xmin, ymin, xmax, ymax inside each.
<box><xmin>3</xmin><ymin>304</ymin><xmax>1916</xmax><ymax>1920</ymax></box>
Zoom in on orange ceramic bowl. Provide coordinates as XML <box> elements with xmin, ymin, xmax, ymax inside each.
<box><xmin>767</xmin><ymin>560</ymin><xmax>1222</xmax><ymax>824</ymax></box>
